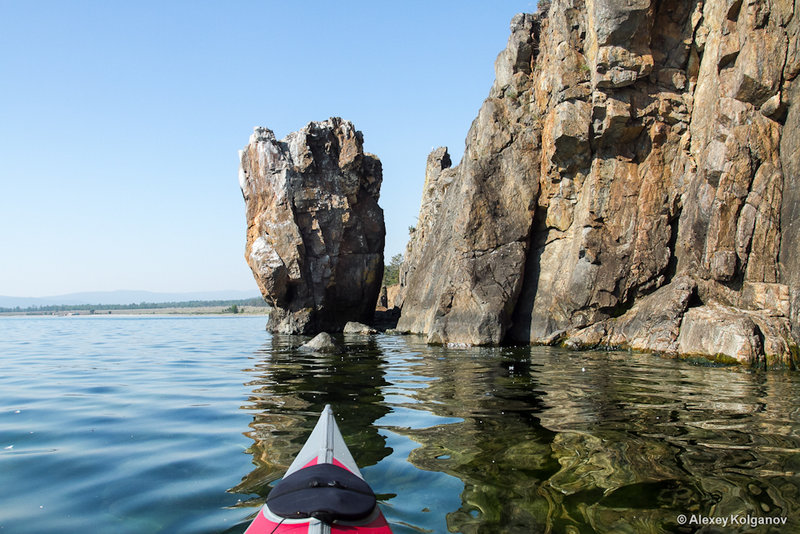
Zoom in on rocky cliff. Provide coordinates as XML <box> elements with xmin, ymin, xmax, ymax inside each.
<box><xmin>239</xmin><ymin>118</ymin><xmax>385</xmax><ymax>334</ymax></box>
<box><xmin>398</xmin><ymin>0</ymin><xmax>800</xmax><ymax>366</ymax></box>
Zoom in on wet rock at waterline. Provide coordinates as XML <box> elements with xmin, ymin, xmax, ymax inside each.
<box><xmin>397</xmin><ymin>2</ymin><xmax>800</xmax><ymax>366</ymax></box>
<box><xmin>239</xmin><ymin>118</ymin><xmax>385</xmax><ymax>334</ymax></box>
<box><xmin>299</xmin><ymin>332</ymin><xmax>341</xmax><ymax>353</ymax></box>
<box><xmin>343</xmin><ymin>321</ymin><xmax>377</xmax><ymax>335</ymax></box>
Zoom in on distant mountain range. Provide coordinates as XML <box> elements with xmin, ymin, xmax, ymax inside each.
<box><xmin>0</xmin><ymin>290</ymin><xmax>262</xmax><ymax>308</ymax></box>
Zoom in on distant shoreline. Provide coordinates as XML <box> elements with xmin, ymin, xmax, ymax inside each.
<box><xmin>0</xmin><ymin>305</ymin><xmax>269</xmax><ymax>317</ymax></box>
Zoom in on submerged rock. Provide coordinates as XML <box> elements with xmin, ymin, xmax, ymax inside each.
<box><xmin>299</xmin><ymin>332</ymin><xmax>340</xmax><ymax>353</ymax></box>
<box><xmin>343</xmin><ymin>321</ymin><xmax>377</xmax><ymax>335</ymax></box>
<box><xmin>398</xmin><ymin>2</ymin><xmax>800</xmax><ymax>366</ymax></box>
<box><xmin>239</xmin><ymin>118</ymin><xmax>385</xmax><ymax>334</ymax></box>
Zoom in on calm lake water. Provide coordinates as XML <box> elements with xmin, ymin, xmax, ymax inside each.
<box><xmin>1</xmin><ymin>316</ymin><xmax>799</xmax><ymax>533</ymax></box>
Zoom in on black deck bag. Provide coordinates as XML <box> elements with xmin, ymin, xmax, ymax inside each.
<box><xmin>266</xmin><ymin>463</ymin><xmax>377</xmax><ymax>524</ymax></box>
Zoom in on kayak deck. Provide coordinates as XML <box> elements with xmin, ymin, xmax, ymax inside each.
<box><xmin>244</xmin><ymin>405</ymin><xmax>392</xmax><ymax>534</ymax></box>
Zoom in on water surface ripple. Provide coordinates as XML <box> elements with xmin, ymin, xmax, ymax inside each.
<box><xmin>1</xmin><ymin>317</ymin><xmax>799</xmax><ymax>533</ymax></box>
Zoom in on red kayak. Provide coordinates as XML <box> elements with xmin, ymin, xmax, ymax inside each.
<box><xmin>245</xmin><ymin>405</ymin><xmax>393</xmax><ymax>534</ymax></box>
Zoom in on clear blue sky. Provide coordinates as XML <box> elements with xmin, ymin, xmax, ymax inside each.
<box><xmin>1</xmin><ymin>1</ymin><xmax>536</xmax><ymax>297</ymax></box>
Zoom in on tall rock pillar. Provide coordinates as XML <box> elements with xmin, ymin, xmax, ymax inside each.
<box><xmin>239</xmin><ymin>118</ymin><xmax>385</xmax><ymax>334</ymax></box>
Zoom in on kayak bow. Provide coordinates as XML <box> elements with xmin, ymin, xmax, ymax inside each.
<box><xmin>245</xmin><ymin>405</ymin><xmax>392</xmax><ymax>534</ymax></box>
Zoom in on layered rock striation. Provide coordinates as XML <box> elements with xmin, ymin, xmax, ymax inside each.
<box><xmin>399</xmin><ymin>0</ymin><xmax>800</xmax><ymax>366</ymax></box>
<box><xmin>239</xmin><ymin>118</ymin><xmax>385</xmax><ymax>334</ymax></box>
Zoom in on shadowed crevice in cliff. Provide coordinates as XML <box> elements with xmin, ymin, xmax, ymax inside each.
<box><xmin>507</xmin><ymin>209</ymin><xmax>559</xmax><ymax>345</ymax></box>
<box><xmin>663</xmin><ymin>206</ymin><xmax>683</xmax><ymax>290</ymax></box>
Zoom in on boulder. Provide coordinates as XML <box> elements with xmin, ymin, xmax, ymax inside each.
<box><xmin>343</xmin><ymin>322</ymin><xmax>377</xmax><ymax>335</ymax></box>
<box><xmin>677</xmin><ymin>305</ymin><xmax>763</xmax><ymax>364</ymax></box>
<box><xmin>239</xmin><ymin>118</ymin><xmax>385</xmax><ymax>334</ymax></box>
<box><xmin>609</xmin><ymin>276</ymin><xmax>697</xmax><ymax>352</ymax></box>
<box><xmin>299</xmin><ymin>332</ymin><xmax>341</xmax><ymax>353</ymax></box>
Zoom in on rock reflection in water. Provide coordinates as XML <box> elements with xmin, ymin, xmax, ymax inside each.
<box><xmin>534</xmin><ymin>352</ymin><xmax>800</xmax><ymax>533</ymax></box>
<box><xmin>232</xmin><ymin>335</ymin><xmax>391</xmax><ymax>498</ymax></box>
<box><xmin>379</xmin><ymin>339</ymin><xmax>800</xmax><ymax>534</ymax></box>
<box><xmin>234</xmin><ymin>334</ymin><xmax>800</xmax><ymax>534</ymax></box>
<box><xmin>380</xmin><ymin>340</ymin><xmax>560</xmax><ymax>533</ymax></box>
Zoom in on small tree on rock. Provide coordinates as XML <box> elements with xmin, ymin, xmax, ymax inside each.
<box><xmin>382</xmin><ymin>254</ymin><xmax>403</xmax><ymax>286</ymax></box>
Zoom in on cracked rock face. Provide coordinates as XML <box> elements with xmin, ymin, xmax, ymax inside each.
<box><xmin>239</xmin><ymin>118</ymin><xmax>385</xmax><ymax>334</ymax></box>
<box><xmin>397</xmin><ymin>14</ymin><xmax>541</xmax><ymax>346</ymax></box>
<box><xmin>399</xmin><ymin>1</ymin><xmax>799</xmax><ymax>366</ymax></box>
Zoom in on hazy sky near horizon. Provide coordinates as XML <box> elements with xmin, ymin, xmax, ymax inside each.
<box><xmin>1</xmin><ymin>1</ymin><xmax>536</xmax><ymax>297</ymax></box>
